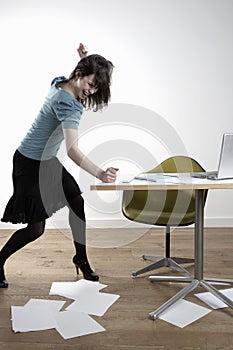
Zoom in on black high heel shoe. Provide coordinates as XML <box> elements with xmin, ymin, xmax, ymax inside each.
<box><xmin>73</xmin><ymin>256</ymin><xmax>99</xmax><ymax>281</ymax></box>
<box><xmin>0</xmin><ymin>267</ymin><xmax>8</xmax><ymax>288</ymax></box>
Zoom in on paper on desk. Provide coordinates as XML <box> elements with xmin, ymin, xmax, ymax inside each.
<box><xmin>116</xmin><ymin>172</ymin><xmax>136</xmax><ymax>183</ymax></box>
<box><xmin>114</xmin><ymin>172</ymin><xmax>181</xmax><ymax>183</ymax></box>
<box><xmin>194</xmin><ymin>288</ymin><xmax>233</xmax><ymax>309</ymax></box>
<box><xmin>55</xmin><ymin>311</ymin><xmax>105</xmax><ymax>339</ymax></box>
<box><xmin>66</xmin><ymin>292</ymin><xmax>120</xmax><ymax>316</ymax></box>
<box><xmin>49</xmin><ymin>279</ymin><xmax>107</xmax><ymax>300</ymax></box>
<box><xmin>159</xmin><ymin>300</ymin><xmax>211</xmax><ymax>328</ymax></box>
<box><xmin>134</xmin><ymin>173</ymin><xmax>181</xmax><ymax>183</ymax></box>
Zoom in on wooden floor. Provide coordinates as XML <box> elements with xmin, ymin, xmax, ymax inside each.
<box><xmin>0</xmin><ymin>227</ymin><xmax>232</xmax><ymax>350</ymax></box>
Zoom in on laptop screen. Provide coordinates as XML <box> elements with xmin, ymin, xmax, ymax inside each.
<box><xmin>217</xmin><ymin>133</ymin><xmax>233</xmax><ymax>178</ymax></box>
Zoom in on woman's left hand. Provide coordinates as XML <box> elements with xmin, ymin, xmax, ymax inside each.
<box><xmin>77</xmin><ymin>43</ymin><xmax>88</xmax><ymax>58</ymax></box>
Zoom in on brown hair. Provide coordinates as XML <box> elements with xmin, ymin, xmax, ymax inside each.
<box><xmin>58</xmin><ymin>54</ymin><xmax>114</xmax><ymax>111</ymax></box>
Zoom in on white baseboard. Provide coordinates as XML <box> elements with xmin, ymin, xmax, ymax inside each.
<box><xmin>204</xmin><ymin>218</ymin><xmax>233</xmax><ymax>227</ymax></box>
<box><xmin>89</xmin><ymin>218</ymin><xmax>233</xmax><ymax>228</ymax></box>
<box><xmin>50</xmin><ymin>218</ymin><xmax>233</xmax><ymax>229</ymax></box>
<box><xmin>46</xmin><ymin>218</ymin><xmax>151</xmax><ymax>229</ymax></box>
<box><xmin>1</xmin><ymin>218</ymin><xmax>233</xmax><ymax>230</ymax></box>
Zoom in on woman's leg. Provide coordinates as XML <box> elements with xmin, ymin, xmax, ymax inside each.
<box><xmin>0</xmin><ymin>220</ymin><xmax>45</xmax><ymax>287</ymax></box>
<box><xmin>68</xmin><ymin>194</ymin><xmax>87</xmax><ymax>262</ymax></box>
<box><xmin>68</xmin><ymin>195</ymin><xmax>99</xmax><ymax>281</ymax></box>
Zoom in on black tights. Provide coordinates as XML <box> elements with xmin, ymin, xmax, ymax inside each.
<box><xmin>68</xmin><ymin>194</ymin><xmax>87</xmax><ymax>262</ymax></box>
<box><xmin>0</xmin><ymin>221</ymin><xmax>45</xmax><ymax>266</ymax></box>
<box><xmin>0</xmin><ymin>194</ymin><xmax>87</xmax><ymax>267</ymax></box>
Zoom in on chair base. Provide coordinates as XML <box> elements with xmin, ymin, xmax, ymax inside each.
<box><xmin>131</xmin><ymin>254</ymin><xmax>194</xmax><ymax>278</ymax></box>
<box><xmin>148</xmin><ymin>277</ymin><xmax>233</xmax><ymax>319</ymax></box>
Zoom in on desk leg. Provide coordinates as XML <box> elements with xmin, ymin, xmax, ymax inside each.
<box><xmin>148</xmin><ymin>190</ymin><xmax>204</xmax><ymax>319</ymax></box>
<box><xmin>194</xmin><ymin>189</ymin><xmax>204</xmax><ymax>280</ymax></box>
<box><xmin>148</xmin><ymin>189</ymin><xmax>233</xmax><ymax>320</ymax></box>
<box><xmin>200</xmin><ymin>280</ymin><xmax>233</xmax><ymax>308</ymax></box>
<box><xmin>195</xmin><ymin>190</ymin><xmax>233</xmax><ymax>308</ymax></box>
<box><xmin>149</xmin><ymin>280</ymin><xmax>199</xmax><ymax>319</ymax></box>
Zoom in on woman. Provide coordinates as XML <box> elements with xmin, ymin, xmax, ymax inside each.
<box><xmin>0</xmin><ymin>44</ymin><xmax>117</xmax><ymax>287</ymax></box>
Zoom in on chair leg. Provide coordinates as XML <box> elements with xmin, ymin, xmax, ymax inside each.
<box><xmin>166</xmin><ymin>225</ymin><xmax>194</xmax><ymax>264</ymax></box>
<box><xmin>165</xmin><ymin>225</ymin><xmax>171</xmax><ymax>257</ymax></box>
<box><xmin>132</xmin><ymin>225</ymin><xmax>194</xmax><ymax>278</ymax></box>
<box><xmin>132</xmin><ymin>256</ymin><xmax>191</xmax><ymax>278</ymax></box>
<box><xmin>132</xmin><ymin>258</ymin><xmax>167</xmax><ymax>277</ymax></box>
<box><xmin>171</xmin><ymin>256</ymin><xmax>194</xmax><ymax>264</ymax></box>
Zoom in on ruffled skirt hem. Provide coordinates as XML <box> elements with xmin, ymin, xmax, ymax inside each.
<box><xmin>1</xmin><ymin>194</ymin><xmax>66</xmax><ymax>224</ymax></box>
<box><xmin>1</xmin><ymin>150</ymin><xmax>81</xmax><ymax>224</ymax></box>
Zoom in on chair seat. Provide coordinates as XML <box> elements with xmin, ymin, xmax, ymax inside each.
<box><xmin>122</xmin><ymin>156</ymin><xmax>207</xmax><ymax>278</ymax></box>
<box><xmin>123</xmin><ymin>207</ymin><xmax>195</xmax><ymax>226</ymax></box>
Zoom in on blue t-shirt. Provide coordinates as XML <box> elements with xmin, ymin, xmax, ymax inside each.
<box><xmin>18</xmin><ymin>77</ymin><xmax>83</xmax><ymax>160</ymax></box>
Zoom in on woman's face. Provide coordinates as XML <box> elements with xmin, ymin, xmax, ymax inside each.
<box><xmin>74</xmin><ymin>73</ymin><xmax>98</xmax><ymax>100</ymax></box>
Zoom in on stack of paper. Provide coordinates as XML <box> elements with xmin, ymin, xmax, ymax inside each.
<box><xmin>11</xmin><ymin>280</ymin><xmax>120</xmax><ymax>339</ymax></box>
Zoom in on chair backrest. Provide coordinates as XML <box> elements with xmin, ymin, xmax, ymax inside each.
<box><xmin>122</xmin><ymin>156</ymin><xmax>207</xmax><ymax>227</ymax></box>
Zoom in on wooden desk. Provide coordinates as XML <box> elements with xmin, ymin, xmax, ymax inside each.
<box><xmin>91</xmin><ymin>176</ymin><xmax>233</xmax><ymax>319</ymax></box>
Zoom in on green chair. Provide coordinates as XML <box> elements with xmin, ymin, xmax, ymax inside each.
<box><xmin>122</xmin><ymin>156</ymin><xmax>207</xmax><ymax>278</ymax></box>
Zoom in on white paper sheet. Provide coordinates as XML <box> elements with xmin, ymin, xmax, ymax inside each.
<box><xmin>49</xmin><ymin>279</ymin><xmax>107</xmax><ymax>300</ymax></box>
<box><xmin>134</xmin><ymin>173</ymin><xmax>182</xmax><ymax>183</ymax></box>
<box><xmin>159</xmin><ymin>300</ymin><xmax>212</xmax><ymax>328</ymax></box>
<box><xmin>11</xmin><ymin>305</ymin><xmax>58</xmax><ymax>332</ymax></box>
<box><xmin>194</xmin><ymin>288</ymin><xmax>233</xmax><ymax>309</ymax></box>
<box><xmin>24</xmin><ymin>298</ymin><xmax>66</xmax><ymax>312</ymax></box>
<box><xmin>66</xmin><ymin>292</ymin><xmax>120</xmax><ymax>316</ymax></box>
<box><xmin>55</xmin><ymin>311</ymin><xmax>105</xmax><ymax>339</ymax></box>
<box><xmin>116</xmin><ymin>172</ymin><xmax>136</xmax><ymax>183</ymax></box>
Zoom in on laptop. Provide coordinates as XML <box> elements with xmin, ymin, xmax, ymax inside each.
<box><xmin>192</xmin><ymin>133</ymin><xmax>233</xmax><ymax>180</ymax></box>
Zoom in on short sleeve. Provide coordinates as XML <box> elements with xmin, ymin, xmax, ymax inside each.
<box><xmin>51</xmin><ymin>94</ymin><xmax>83</xmax><ymax>129</ymax></box>
<box><xmin>50</xmin><ymin>76</ymin><xmax>67</xmax><ymax>86</ymax></box>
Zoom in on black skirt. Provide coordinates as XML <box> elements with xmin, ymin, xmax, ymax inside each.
<box><xmin>1</xmin><ymin>150</ymin><xmax>81</xmax><ymax>224</ymax></box>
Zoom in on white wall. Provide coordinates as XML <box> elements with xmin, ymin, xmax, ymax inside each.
<box><xmin>0</xmin><ymin>0</ymin><xmax>233</xmax><ymax>230</ymax></box>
